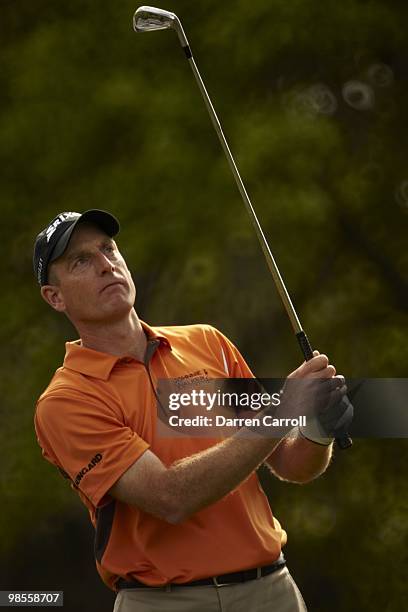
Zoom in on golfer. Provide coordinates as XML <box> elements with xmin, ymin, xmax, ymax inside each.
<box><xmin>33</xmin><ymin>209</ymin><xmax>352</xmax><ymax>612</ymax></box>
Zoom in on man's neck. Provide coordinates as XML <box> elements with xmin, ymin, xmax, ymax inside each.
<box><xmin>77</xmin><ymin>309</ymin><xmax>148</xmax><ymax>362</ymax></box>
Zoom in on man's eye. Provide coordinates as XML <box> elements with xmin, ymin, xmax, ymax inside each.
<box><xmin>104</xmin><ymin>245</ymin><xmax>116</xmax><ymax>256</ymax></box>
<box><xmin>73</xmin><ymin>257</ymin><xmax>88</xmax><ymax>269</ymax></box>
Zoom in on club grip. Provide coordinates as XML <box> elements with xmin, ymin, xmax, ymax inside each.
<box><xmin>295</xmin><ymin>331</ymin><xmax>352</xmax><ymax>450</ymax></box>
<box><xmin>296</xmin><ymin>330</ymin><xmax>314</xmax><ymax>361</ymax></box>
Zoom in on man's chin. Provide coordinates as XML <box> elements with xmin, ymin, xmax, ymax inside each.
<box><xmin>79</xmin><ymin>302</ymin><xmax>134</xmax><ymax>324</ymax></box>
<box><xmin>103</xmin><ymin>301</ymin><xmax>134</xmax><ymax>320</ymax></box>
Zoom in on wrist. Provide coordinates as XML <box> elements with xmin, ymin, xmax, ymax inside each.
<box><xmin>298</xmin><ymin>422</ymin><xmax>334</xmax><ymax>446</ymax></box>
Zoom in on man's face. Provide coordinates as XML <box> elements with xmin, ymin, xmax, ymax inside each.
<box><xmin>41</xmin><ymin>222</ymin><xmax>136</xmax><ymax>325</ymax></box>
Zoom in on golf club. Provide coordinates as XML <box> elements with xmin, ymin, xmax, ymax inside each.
<box><xmin>133</xmin><ymin>5</ymin><xmax>352</xmax><ymax>449</ymax></box>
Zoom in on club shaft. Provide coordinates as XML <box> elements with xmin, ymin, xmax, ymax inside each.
<box><xmin>186</xmin><ymin>57</ymin><xmax>303</xmax><ymax>334</ymax></box>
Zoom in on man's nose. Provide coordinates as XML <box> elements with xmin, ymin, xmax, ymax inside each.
<box><xmin>95</xmin><ymin>252</ymin><xmax>115</xmax><ymax>274</ymax></box>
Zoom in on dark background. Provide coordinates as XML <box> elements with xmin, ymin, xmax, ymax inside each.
<box><xmin>1</xmin><ymin>1</ymin><xmax>407</xmax><ymax>610</ymax></box>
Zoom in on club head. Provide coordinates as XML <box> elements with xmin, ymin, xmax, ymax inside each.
<box><xmin>133</xmin><ymin>6</ymin><xmax>176</xmax><ymax>32</ymax></box>
<box><xmin>133</xmin><ymin>5</ymin><xmax>189</xmax><ymax>48</ymax></box>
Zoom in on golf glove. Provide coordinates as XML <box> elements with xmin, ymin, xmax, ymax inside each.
<box><xmin>300</xmin><ymin>394</ymin><xmax>354</xmax><ymax>445</ymax></box>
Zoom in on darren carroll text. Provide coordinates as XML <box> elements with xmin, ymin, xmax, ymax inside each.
<box><xmin>168</xmin><ymin>415</ymin><xmax>307</xmax><ymax>428</ymax></box>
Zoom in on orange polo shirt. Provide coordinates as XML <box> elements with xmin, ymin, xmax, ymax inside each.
<box><xmin>34</xmin><ymin>321</ymin><xmax>285</xmax><ymax>591</ymax></box>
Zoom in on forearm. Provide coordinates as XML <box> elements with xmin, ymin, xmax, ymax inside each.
<box><xmin>157</xmin><ymin>430</ymin><xmax>282</xmax><ymax>522</ymax></box>
<box><xmin>265</xmin><ymin>428</ymin><xmax>333</xmax><ymax>484</ymax></box>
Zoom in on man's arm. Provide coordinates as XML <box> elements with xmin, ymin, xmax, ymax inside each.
<box><xmin>265</xmin><ymin>430</ymin><xmax>333</xmax><ymax>484</ymax></box>
<box><xmin>265</xmin><ymin>350</ymin><xmax>353</xmax><ymax>484</ymax></box>
<box><xmin>109</xmin><ymin>353</ymin><xmax>339</xmax><ymax>523</ymax></box>
<box><xmin>108</xmin><ymin>430</ymin><xmax>281</xmax><ymax>524</ymax></box>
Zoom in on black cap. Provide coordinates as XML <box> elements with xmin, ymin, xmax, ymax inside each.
<box><xmin>33</xmin><ymin>209</ymin><xmax>120</xmax><ymax>286</ymax></box>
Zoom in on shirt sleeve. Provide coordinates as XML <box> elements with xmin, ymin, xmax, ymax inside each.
<box><xmin>34</xmin><ymin>389</ymin><xmax>149</xmax><ymax>507</ymax></box>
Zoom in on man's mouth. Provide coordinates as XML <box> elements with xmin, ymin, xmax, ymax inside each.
<box><xmin>101</xmin><ymin>280</ymin><xmax>126</xmax><ymax>293</ymax></box>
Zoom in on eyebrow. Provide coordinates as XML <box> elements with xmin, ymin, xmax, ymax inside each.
<box><xmin>65</xmin><ymin>239</ymin><xmax>116</xmax><ymax>263</ymax></box>
<box><xmin>65</xmin><ymin>249</ymin><xmax>90</xmax><ymax>263</ymax></box>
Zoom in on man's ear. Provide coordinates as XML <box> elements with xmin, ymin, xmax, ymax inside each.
<box><xmin>40</xmin><ymin>285</ymin><xmax>66</xmax><ymax>312</ymax></box>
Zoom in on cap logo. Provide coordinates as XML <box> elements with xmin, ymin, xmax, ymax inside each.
<box><xmin>37</xmin><ymin>257</ymin><xmax>43</xmax><ymax>284</ymax></box>
<box><xmin>45</xmin><ymin>212</ymin><xmax>78</xmax><ymax>243</ymax></box>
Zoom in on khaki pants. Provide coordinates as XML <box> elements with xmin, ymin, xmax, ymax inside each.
<box><xmin>113</xmin><ymin>567</ymin><xmax>307</xmax><ymax>612</ymax></box>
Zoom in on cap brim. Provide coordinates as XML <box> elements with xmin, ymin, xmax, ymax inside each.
<box><xmin>49</xmin><ymin>209</ymin><xmax>120</xmax><ymax>264</ymax></box>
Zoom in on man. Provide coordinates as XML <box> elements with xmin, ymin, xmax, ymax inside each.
<box><xmin>33</xmin><ymin>209</ymin><xmax>352</xmax><ymax>612</ymax></box>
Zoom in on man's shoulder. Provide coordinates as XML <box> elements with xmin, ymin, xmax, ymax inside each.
<box><xmin>35</xmin><ymin>366</ymin><xmax>113</xmax><ymax>434</ymax></box>
<box><xmin>38</xmin><ymin>365</ymin><xmax>78</xmax><ymax>394</ymax></box>
<box><xmin>152</xmin><ymin>322</ymin><xmax>224</xmax><ymax>345</ymax></box>
<box><xmin>36</xmin><ymin>363</ymin><xmax>98</xmax><ymax>413</ymax></box>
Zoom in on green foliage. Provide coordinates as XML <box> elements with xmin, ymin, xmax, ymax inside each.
<box><xmin>1</xmin><ymin>1</ymin><xmax>407</xmax><ymax>609</ymax></box>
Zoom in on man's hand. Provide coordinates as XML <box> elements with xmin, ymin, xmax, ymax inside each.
<box><xmin>287</xmin><ymin>350</ymin><xmax>337</xmax><ymax>380</ymax></box>
<box><xmin>282</xmin><ymin>351</ymin><xmax>353</xmax><ymax>444</ymax></box>
<box><xmin>279</xmin><ymin>351</ymin><xmax>346</xmax><ymax>418</ymax></box>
